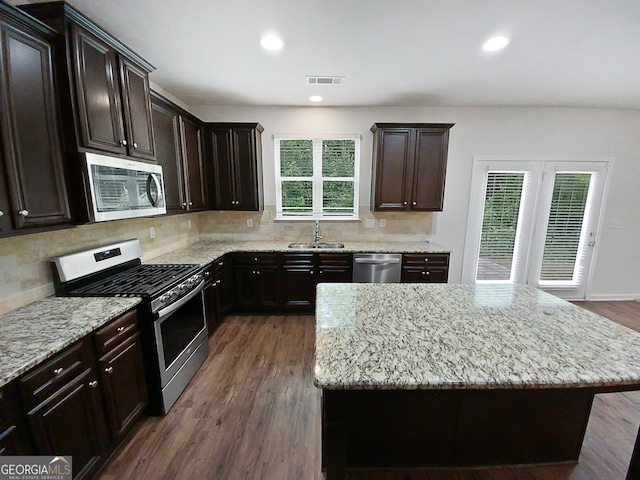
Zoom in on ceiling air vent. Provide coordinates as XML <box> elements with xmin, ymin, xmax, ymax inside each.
<box><xmin>306</xmin><ymin>76</ymin><xmax>345</xmax><ymax>85</ymax></box>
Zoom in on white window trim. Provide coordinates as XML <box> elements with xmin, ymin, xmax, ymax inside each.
<box><xmin>274</xmin><ymin>134</ymin><xmax>360</xmax><ymax>221</ymax></box>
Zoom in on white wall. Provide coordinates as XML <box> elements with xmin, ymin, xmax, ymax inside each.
<box><xmin>191</xmin><ymin>105</ymin><xmax>640</xmax><ymax>300</ymax></box>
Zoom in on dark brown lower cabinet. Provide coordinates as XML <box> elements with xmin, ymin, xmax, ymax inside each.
<box><xmin>26</xmin><ymin>368</ymin><xmax>109</xmax><ymax>480</ymax></box>
<box><xmin>0</xmin><ymin>382</ymin><xmax>32</xmax><ymax>455</ymax></box>
<box><xmin>282</xmin><ymin>253</ymin><xmax>316</xmax><ymax>311</ymax></box>
<box><xmin>204</xmin><ymin>257</ymin><xmax>231</xmax><ymax>334</ymax></box>
<box><xmin>14</xmin><ymin>308</ymin><xmax>146</xmax><ymax>479</ymax></box>
<box><xmin>401</xmin><ymin>253</ymin><xmax>449</xmax><ymax>283</ymax></box>
<box><xmin>233</xmin><ymin>253</ymin><xmax>282</xmax><ymax>312</ymax></box>
<box><xmin>97</xmin><ymin>333</ymin><xmax>147</xmax><ymax>442</ymax></box>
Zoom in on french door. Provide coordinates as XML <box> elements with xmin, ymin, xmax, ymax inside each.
<box><xmin>463</xmin><ymin>158</ymin><xmax>611</xmax><ymax>300</ymax></box>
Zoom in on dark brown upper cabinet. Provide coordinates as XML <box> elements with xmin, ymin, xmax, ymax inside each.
<box><xmin>0</xmin><ymin>3</ymin><xmax>72</xmax><ymax>236</ymax></box>
<box><xmin>205</xmin><ymin>123</ymin><xmax>264</xmax><ymax>211</ymax></box>
<box><xmin>21</xmin><ymin>2</ymin><xmax>156</xmax><ymax>162</ymax></box>
<box><xmin>151</xmin><ymin>92</ymin><xmax>205</xmax><ymax>214</ymax></box>
<box><xmin>371</xmin><ymin>123</ymin><xmax>454</xmax><ymax>212</ymax></box>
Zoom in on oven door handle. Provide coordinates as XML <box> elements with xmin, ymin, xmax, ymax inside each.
<box><xmin>156</xmin><ymin>280</ymin><xmax>205</xmax><ymax>319</ymax></box>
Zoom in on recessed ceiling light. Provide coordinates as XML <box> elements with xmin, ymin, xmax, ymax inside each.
<box><xmin>482</xmin><ymin>36</ymin><xmax>509</xmax><ymax>52</ymax></box>
<box><xmin>260</xmin><ymin>34</ymin><xmax>284</xmax><ymax>51</ymax></box>
<box><xmin>309</xmin><ymin>95</ymin><xmax>323</xmax><ymax>102</ymax></box>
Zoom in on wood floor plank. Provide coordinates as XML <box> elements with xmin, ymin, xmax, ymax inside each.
<box><xmin>98</xmin><ymin>302</ymin><xmax>640</xmax><ymax>480</ymax></box>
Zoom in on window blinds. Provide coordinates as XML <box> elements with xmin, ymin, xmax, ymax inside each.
<box><xmin>476</xmin><ymin>172</ymin><xmax>525</xmax><ymax>281</ymax></box>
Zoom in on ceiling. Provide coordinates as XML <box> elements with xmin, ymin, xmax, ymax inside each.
<box><xmin>18</xmin><ymin>0</ymin><xmax>640</xmax><ymax>109</ymax></box>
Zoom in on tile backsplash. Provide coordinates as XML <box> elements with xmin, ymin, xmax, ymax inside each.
<box><xmin>0</xmin><ymin>207</ymin><xmax>432</xmax><ymax>315</ymax></box>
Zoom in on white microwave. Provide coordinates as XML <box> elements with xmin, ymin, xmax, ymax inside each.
<box><xmin>85</xmin><ymin>153</ymin><xmax>167</xmax><ymax>222</ymax></box>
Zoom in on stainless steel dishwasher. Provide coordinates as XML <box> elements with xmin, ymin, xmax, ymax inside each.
<box><xmin>352</xmin><ymin>253</ymin><xmax>402</xmax><ymax>283</ymax></box>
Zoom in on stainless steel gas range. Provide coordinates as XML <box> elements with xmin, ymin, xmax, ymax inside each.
<box><xmin>50</xmin><ymin>239</ymin><xmax>209</xmax><ymax>415</ymax></box>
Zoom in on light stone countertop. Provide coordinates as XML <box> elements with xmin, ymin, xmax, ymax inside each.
<box><xmin>146</xmin><ymin>239</ymin><xmax>451</xmax><ymax>266</ymax></box>
<box><xmin>314</xmin><ymin>283</ymin><xmax>640</xmax><ymax>390</ymax></box>
<box><xmin>0</xmin><ymin>297</ymin><xmax>141</xmax><ymax>388</ymax></box>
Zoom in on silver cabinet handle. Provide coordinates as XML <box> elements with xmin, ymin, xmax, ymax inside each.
<box><xmin>403</xmin><ymin>201</ymin><xmax>407</xmax><ymax>205</ymax></box>
<box><xmin>116</xmin><ymin>326</ymin><xmax>125</xmax><ymax>333</ymax></box>
<box><xmin>310</xmin><ymin>270</ymin><xmax>314</xmax><ymax>275</ymax></box>
<box><xmin>121</xmin><ymin>139</ymin><xmax>127</xmax><ymax>146</ymax></box>
<box><xmin>182</xmin><ymin>202</ymin><xmax>187</xmax><ymax>208</ymax></box>
<box><xmin>424</xmin><ymin>258</ymin><xmax>429</xmax><ymax>262</ymax></box>
<box><xmin>188</xmin><ymin>201</ymin><xmax>193</xmax><ymax>206</ymax></box>
<box><xmin>89</xmin><ymin>380</ymin><xmax>98</xmax><ymax>388</ymax></box>
<box><xmin>18</xmin><ymin>209</ymin><xmax>29</xmax><ymax>217</ymax></box>
<box><xmin>412</xmin><ymin>201</ymin><xmax>417</xmax><ymax>205</ymax></box>
<box><xmin>105</xmin><ymin>366</ymin><xmax>113</xmax><ymax>374</ymax></box>
<box><xmin>53</xmin><ymin>367</ymin><xmax>64</xmax><ymax>376</ymax></box>
<box><xmin>133</xmin><ymin>142</ymin><xmax>138</xmax><ymax>148</ymax></box>
<box><xmin>0</xmin><ymin>211</ymin><xmax>3</xmax><ymax>217</ymax></box>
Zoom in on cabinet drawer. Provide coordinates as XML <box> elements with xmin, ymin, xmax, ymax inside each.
<box><xmin>283</xmin><ymin>253</ymin><xmax>314</xmax><ymax>266</ymax></box>
<box><xmin>18</xmin><ymin>340</ymin><xmax>92</xmax><ymax>406</ymax></box>
<box><xmin>94</xmin><ymin>309</ymin><xmax>138</xmax><ymax>356</ymax></box>
<box><xmin>318</xmin><ymin>253</ymin><xmax>353</xmax><ymax>268</ymax></box>
<box><xmin>213</xmin><ymin>256</ymin><xmax>226</xmax><ymax>274</ymax></box>
<box><xmin>402</xmin><ymin>253</ymin><xmax>449</xmax><ymax>267</ymax></box>
<box><xmin>234</xmin><ymin>253</ymin><xmax>280</xmax><ymax>266</ymax></box>
<box><xmin>0</xmin><ymin>383</ymin><xmax>20</xmax><ymax>431</ymax></box>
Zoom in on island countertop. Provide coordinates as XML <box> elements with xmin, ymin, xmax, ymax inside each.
<box><xmin>314</xmin><ymin>283</ymin><xmax>640</xmax><ymax>390</ymax></box>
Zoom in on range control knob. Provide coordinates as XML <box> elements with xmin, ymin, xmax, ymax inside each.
<box><xmin>161</xmin><ymin>293</ymin><xmax>171</xmax><ymax>303</ymax></box>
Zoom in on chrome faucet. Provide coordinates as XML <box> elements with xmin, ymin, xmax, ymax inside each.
<box><xmin>314</xmin><ymin>220</ymin><xmax>323</xmax><ymax>243</ymax></box>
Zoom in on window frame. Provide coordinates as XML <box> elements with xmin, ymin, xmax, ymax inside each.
<box><xmin>274</xmin><ymin>134</ymin><xmax>360</xmax><ymax>221</ymax></box>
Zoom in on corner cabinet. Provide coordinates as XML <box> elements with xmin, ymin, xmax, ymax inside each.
<box><xmin>21</xmin><ymin>2</ymin><xmax>156</xmax><ymax>162</ymax></box>
<box><xmin>0</xmin><ymin>3</ymin><xmax>72</xmax><ymax>236</ymax></box>
<box><xmin>151</xmin><ymin>92</ymin><xmax>206</xmax><ymax>213</ymax></box>
<box><xmin>371</xmin><ymin>123</ymin><xmax>454</xmax><ymax>212</ymax></box>
<box><xmin>205</xmin><ymin>123</ymin><xmax>264</xmax><ymax>211</ymax></box>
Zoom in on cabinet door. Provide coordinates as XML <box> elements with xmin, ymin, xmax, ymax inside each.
<box><xmin>0</xmin><ymin>21</ymin><xmax>71</xmax><ymax>232</ymax></box>
<box><xmin>119</xmin><ymin>57</ymin><xmax>155</xmax><ymax>160</ymax></box>
<box><xmin>372</xmin><ymin>127</ymin><xmax>413</xmax><ymax>211</ymax></box>
<box><xmin>232</xmin><ymin>127</ymin><xmax>262</xmax><ymax>211</ymax></box>
<box><xmin>98</xmin><ymin>333</ymin><xmax>147</xmax><ymax>442</ymax></box>
<box><xmin>411</xmin><ymin>128</ymin><xmax>449</xmax><ymax>211</ymax></box>
<box><xmin>208</xmin><ymin>127</ymin><xmax>235</xmax><ymax>209</ymax></box>
<box><xmin>256</xmin><ymin>267</ymin><xmax>280</xmax><ymax>309</ymax></box>
<box><xmin>234</xmin><ymin>266</ymin><xmax>259</xmax><ymax>310</ymax></box>
<box><xmin>27</xmin><ymin>368</ymin><xmax>109</xmax><ymax>480</ymax></box>
<box><xmin>71</xmin><ymin>25</ymin><xmax>126</xmax><ymax>155</ymax></box>
<box><xmin>180</xmin><ymin>116</ymin><xmax>206</xmax><ymax>211</ymax></box>
<box><xmin>282</xmin><ymin>266</ymin><xmax>316</xmax><ymax>311</ymax></box>
<box><xmin>151</xmin><ymin>98</ymin><xmax>184</xmax><ymax>213</ymax></box>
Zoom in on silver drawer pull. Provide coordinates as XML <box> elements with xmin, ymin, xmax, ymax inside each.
<box><xmin>105</xmin><ymin>366</ymin><xmax>114</xmax><ymax>374</ymax></box>
<box><xmin>424</xmin><ymin>258</ymin><xmax>429</xmax><ymax>262</ymax></box>
<box><xmin>53</xmin><ymin>367</ymin><xmax>64</xmax><ymax>376</ymax></box>
<box><xmin>116</xmin><ymin>326</ymin><xmax>125</xmax><ymax>333</ymax></box>
<box><xmin>18</xmin><ymin>209</ymin><xmax>29</xmax><ymax>217</ymax></box>
<box><xmin>88</xmin><ymin>381</ymin><xmax>98</xmax><ymax>388</ymax></box>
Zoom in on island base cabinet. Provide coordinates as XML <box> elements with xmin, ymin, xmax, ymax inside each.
<box><xmin>321</xmin><ymin>388</ymin><xmax>595</xmax><ymax>478</ymax></box>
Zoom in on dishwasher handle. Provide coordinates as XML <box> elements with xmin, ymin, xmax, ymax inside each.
<box><xmin>354</xmin><ymin>257</ymin><xmax>401</xmax><ymax>265</ymax></box>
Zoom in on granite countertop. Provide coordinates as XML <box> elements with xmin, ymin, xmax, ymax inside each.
<box><xmin>314</xmin><ymin>283</ymin><xmax>640</xmax><ymax>391</ymax></box>
<box><xmin>0</xmin><ymin>296</ymin><xmax>141</xmax><ymax>388</ymax></box>
<box><xmin>147</xmin><ymin>239</ymin><xmax>451</xmax><ymax>266</ymax></box>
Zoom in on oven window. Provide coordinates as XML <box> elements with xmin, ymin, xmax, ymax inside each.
<box><xmin>160</xmin><ymin>293</ymin><xmax>205</xmax><ymax>369</ymax></box>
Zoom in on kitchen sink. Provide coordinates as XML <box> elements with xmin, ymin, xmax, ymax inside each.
<box><xmin>288</xmin><ymin>242</ymin><xmax>345</xmax><ymax>249</ymax></box>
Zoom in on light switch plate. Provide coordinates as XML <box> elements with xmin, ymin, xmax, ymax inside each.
<box><xmin>187</xmin><ymin>219</ymin><xmax>192</xmax><ymax>229</ymax></box>
<box><xmin>149</xmin><ymin>226</ymin><xmax>155</xmax><ymax>239</ymax></box>
<box><xmin>247</xmin><ymin>218</ymin><xmax>253</xmax><ymax>228</ymax></box>
<box><xmin>379</xmin><ymin>219</ymin><xmax>386</xmax><ymax>227</ymax></box>
<box><xmin>365</xmin><ymin>219</ymin><xmax>375</xmax><ymax>228</ymax></box>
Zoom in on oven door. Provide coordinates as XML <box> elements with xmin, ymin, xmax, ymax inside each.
<box><xmin>153</xmin><ymin>283</ymin><xmax>208</xmax><ymax>388</ymax></box>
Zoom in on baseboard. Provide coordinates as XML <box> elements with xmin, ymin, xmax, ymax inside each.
<box><xmin>585</xmin><ymin>293</ymin><xmax>640</xmax><ymax>301</ymax></box>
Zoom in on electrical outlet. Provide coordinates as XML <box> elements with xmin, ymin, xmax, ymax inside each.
<box><xmin>149</xmin><ymin>226</ymin><xmax>155</xmax><ymax>239</ymax></box>
<box><xmin>379</xmin><ymin>219</ymin><xmax>386</xmax><ymax>227</ymax></box>
<box><xmin>187</xmin><ymin>219</ymin><xmax>192</xmax><ymax>229</ymax></box>
<box><xmin>365</xmin><ymin>219</ymin><xmax>375</xmax><ymax>228</ymax></box>
<box><xmin>247</xmin><ymin>218</ymin><xmax>253</xmax><ymax>228</ymax></box>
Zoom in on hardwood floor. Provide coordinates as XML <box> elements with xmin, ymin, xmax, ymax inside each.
<box><xmin>97</xmin><ymin>301</ymin><xmax>640</xmax><ymax>480</ymax></box>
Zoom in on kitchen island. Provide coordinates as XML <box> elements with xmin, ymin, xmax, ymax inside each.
<box><xmin>314</xmin><ymin>283</ymin><xmax>640</xmax><ymax>479</ymax></box>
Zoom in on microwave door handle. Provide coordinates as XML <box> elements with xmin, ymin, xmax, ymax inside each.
<box><xmin>147</xmin><ymin>173</ymin><xmax>162</xmax><ymax>207</ymax></box>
